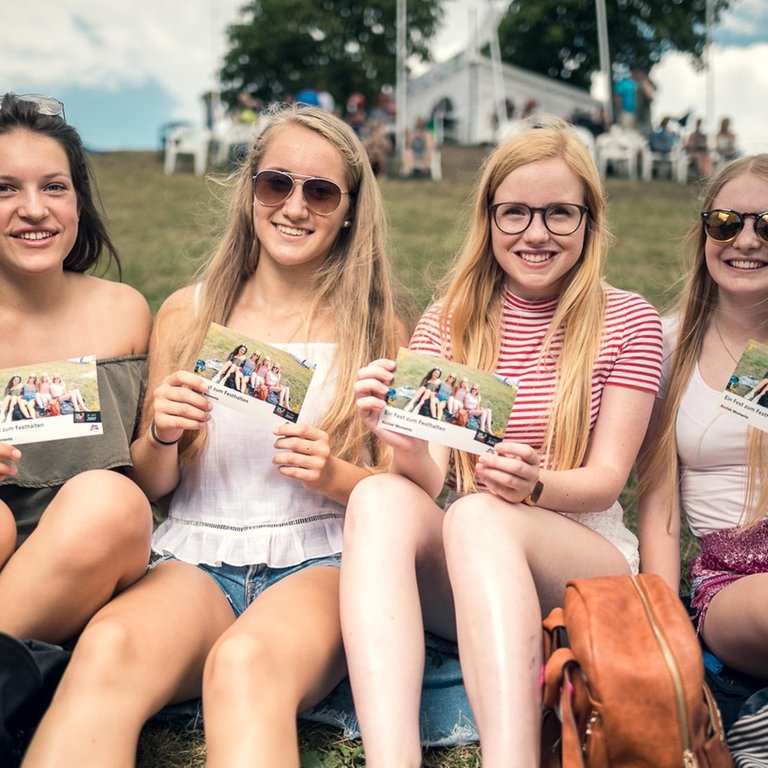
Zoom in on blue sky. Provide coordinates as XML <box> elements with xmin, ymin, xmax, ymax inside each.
<box><xmin>3</xmin><ymin>0</ymin><xmax>766</xmax><ymax>153</ymax></box>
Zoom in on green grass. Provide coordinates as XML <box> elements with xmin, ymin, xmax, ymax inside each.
<box><xmin>86</xmin><ymin>145</ymin><xmax>701</xmax><ymax>767</ymax></box>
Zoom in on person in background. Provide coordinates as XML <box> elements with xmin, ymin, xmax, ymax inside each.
<box><xmin>630</xmin><ymin>64</ymin><xmax>656</xmax><ymax>137</ymax></box>
<box><xmin>638</xmin><ymin>155</ymin><xmax>768</xmax><ymax>686</ymax></box>
<box><xmin>715</xmin><ymin>117</ymin><xmax>740</xmax><ymax>164</ymax></box>
<box><xmin>686</xmin><ymin>118</ymin><xmax>714</xmax><ymax>180</ymax></box>
<box><xmin>0</xmin><ymin>92</ymin><xmax>152</xmax><ymax>649</ymax></box>
<box><xmin>401</xmin><ymin>117</ymin><xmax>434</xmax><ymax>178</ymax></box>
<box><xmin>341</xmin><ymin>116</ymin><xmax>663</xmax><ymax>767</ymax></box>
<box><xmin>649</xmin><ymin>115</ymin><xmax>678</xmax><ymax>157</ymax></box>
<box><xmin>23</xmin><ymin>103</ymin><xmax>404</xmax><ymax>768</ymax></box>
<box><xmin>613</xmin><ymin>67</ymin><xmax>638</xmax><ymax>130</ymax></box>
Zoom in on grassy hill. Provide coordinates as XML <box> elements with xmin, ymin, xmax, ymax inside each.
<box><xmin>88</xmin><ymin>145</ymin><xmax>703</xmax><ymax>768</ymax></box>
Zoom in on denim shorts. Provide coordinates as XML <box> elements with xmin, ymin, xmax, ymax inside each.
<box><xmin>152</xmin><ymin>553</ymin><xmax>341</xmax><ymax>618</ymax></box>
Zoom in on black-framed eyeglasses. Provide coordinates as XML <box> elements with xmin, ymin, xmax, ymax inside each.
<box><xmin>253</xmin><ymin>169</ymin><xmax>350</xmax><ymax>215</ymax></box>
<box><xmin>490</xmin><ymin>202</ymin><xmax>589</xmax><ymax>236</ymax></box>
<box><xmin>0</xmin><ymin>93</ymin><xmax>66</xmax><ymax>120</ymax></box>
<box><xmin>701</xmin><ymin>209</ymin><xmax>768</xmax><ymax>247</ymax></box>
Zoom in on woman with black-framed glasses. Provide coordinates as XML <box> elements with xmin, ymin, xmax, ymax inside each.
<box><xmin>0</xmin><ymin>91</ymin><xmax>152</xmax><ymax>754</ymax></box>
<box><xmin>638</xmin><ymin>154</ymin><xmax>768</xmax><ymax>721</ymax></box>
<box><xmin>342</xmin><ymin>115</ymin><xmax>664</xmax><ymax>766</ymax></box>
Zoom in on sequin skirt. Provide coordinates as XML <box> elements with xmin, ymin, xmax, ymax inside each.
<box><xmin>689</xmin><ymin>518</ymin><xmax>768</xmax><ymax>632</ymax></box>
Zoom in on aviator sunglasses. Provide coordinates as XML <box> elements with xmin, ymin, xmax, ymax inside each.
<box><xmin>701</xmin><ymin>209</ymin><xmax>768</xmax><ymax>247</ymax></box>
<box><xmin>253</xmin><ymin>169</ymin><xmax>350</xmax><ymax>215</ymax></box>
<box><xmin>0</xmin><ymin>93</ymin><xmax>66</xmax><ymax>120</ymax></box>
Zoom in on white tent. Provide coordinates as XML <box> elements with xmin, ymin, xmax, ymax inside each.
<box><xmin>406</xmin><ymin>50</ymin><xmax>602</xmax><ymax>145</ymax></box>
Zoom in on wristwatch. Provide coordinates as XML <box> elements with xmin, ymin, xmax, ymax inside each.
<box><xmin>522</xmin><ymin>480</ymin><xmax>544</xmax><ymax>507</ymax></box>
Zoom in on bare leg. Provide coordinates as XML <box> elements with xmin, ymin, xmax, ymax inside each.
<box><xmin>0</xmin><ymin>470</ymin><xmax>152</xmax><ymax>642</ymax></box>
<box><xmin>22</xmin><ymin>561</ymin><xmax>236</xmax><ymax>768</ymax></box>
<box><xmin>0</xmin><ymin>500</ymin><xmax>15</xmax><ymax>570</ymax></box>
<box><xmin>701</xmin><ymin>573</ymin><xmax>768</xmax><ymax>678</ymax></box>
<box><xmin>204</xmin><ymin>566</ymin><xmax>345</xmax><ymax>768</ymax></box>
<box><xmin>69</xmin><ymin>389</ymin><xmax>87</xmax><ymax>410</ymax></box>
<box><xmin>443</xmin><ymin>493</ymin><xmax>631</xmax><ymax>768</ymax></box>
<box><xmin>340</xmin><ymin>474</ymin><xmax>456</xmax><ymax>768</ymax></box>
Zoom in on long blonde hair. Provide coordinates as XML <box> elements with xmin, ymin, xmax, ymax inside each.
<box><xmin>168</xmin><ymin>103</ymin><xmax>401</xmax><ymax>467</ymax></box>
<box><xmin>435</xmin><ymin>116</ymin><xmax>610</xmax><ymax>490</ymax></box>
<box><xmin>641</xmin><ymin>153</ymin><xmax>768</xmax><ymax>528</ymax></box>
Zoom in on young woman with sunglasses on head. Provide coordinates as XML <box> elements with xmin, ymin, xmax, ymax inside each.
<box><xmin>23</xmin><ymin>103</ymin><xmax>403</xmax><ymax>768</ymax></box>
<box><xmin>341</xmin><ymin>116</ymin><xmax>663</xmax><ymax>766</ymax></box>
<box><xmin>638</xmin><ymin>154</ymin><xmax>768</xmax><ymax>683</ymax></box>
<box><xmin>0</xmin><ymin>94</ymin><xmax>151</xmax><ymax>643</ymax></box>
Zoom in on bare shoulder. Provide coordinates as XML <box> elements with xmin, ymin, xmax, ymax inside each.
<box><xmin>157</xmin><ymin>284</ymin><xmax>195</xmax><ymax>316</ymax></box>
<box><xmin>148</xmin><ymin>284</ymin><xmax>198</xmax><ymax>350</ymax></box>
<box><xmin>153</xmin><ymin>285</ymin><xmax>195</xmax><ymax>330</ymax></box>
<box><xmin>79</xmin><ymin>275</ymin><xmax>152</xmax><ymax>355</ymax></box>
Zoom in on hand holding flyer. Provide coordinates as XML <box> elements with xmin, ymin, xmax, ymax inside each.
<box><xmin>377</xmin><ymin>348</ymin><xmax>518</xmax><ymax>455</ymax></box>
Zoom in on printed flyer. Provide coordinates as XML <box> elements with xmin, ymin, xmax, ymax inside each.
<box><xmin>194</xmin><ymin>323</ymin><xmax>316</xmax><ymax>423</ymax></box>
<box><xmin>721</xmin><ymin>338</ymin><xmax>768</xmax><ymax>432</ymax></box>
<box><xmin>378</xmin><ymin>348</ymin><xmax>518</xmax><ymax>455</ymax></box>
<box><xmin>0</xmin><ymin>357</ymin><xmax>102</xmax><ymax>446</ymax></box>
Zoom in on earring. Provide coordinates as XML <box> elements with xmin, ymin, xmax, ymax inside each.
<box><xmin>343</xmin><ymin>220</ymin><xmax>352</xmax><ymax>228</ymax></box>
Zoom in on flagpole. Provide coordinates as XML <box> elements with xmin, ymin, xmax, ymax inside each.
<box><xmin>595</xmin><ymin>0</ymin><xmax>613</xmax><ymax>124</ymax></box>
<box><xmin>396</xmin><ymin>0</ymin><xmax>407</xmax><ymax>175</ymax></box>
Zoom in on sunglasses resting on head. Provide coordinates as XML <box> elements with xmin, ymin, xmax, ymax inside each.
<box><xmin>0</xmin><ymin>93</ymin><xmax>66</xmax><ymax>120</ymax></box>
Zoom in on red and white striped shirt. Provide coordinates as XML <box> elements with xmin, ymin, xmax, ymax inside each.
<box><xmin>410</xmin><ymin>286</ymin><xmax>663</xmax><ymax>455</ymax></box>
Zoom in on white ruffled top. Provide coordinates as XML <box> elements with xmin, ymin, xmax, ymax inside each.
<box><xmin>152</xmin><ymin>343</ymin><xmax>345</xmax><ymax>568</ymax></box>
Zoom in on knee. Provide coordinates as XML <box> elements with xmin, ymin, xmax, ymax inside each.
<box><xmin>66</xmin><ymin>615</ymin><xmax>145</xmax><ymax>689</ymax></box>
<box><xmin>443</xmin><ymin>494</ymin><xmax>526</xmax><ymax>555</ymax></box>
<box><xmin>345</xmin><ymin>474</ymin><xmax>417</xmax><ymax>541</ymax></box>
<box><xmin>56</xmin><ymin>471</ymin><xmax>152</xmax><ymax>547</ymax></box>
<box><xmin>205</xmin><ymin>632</ymin><xmax>282</xmax><ymax>699</ymax></box>
<box><xmin>444</xmin><ymin>493</ymin><xmax>488</xmax><ymax>535</ymax></box>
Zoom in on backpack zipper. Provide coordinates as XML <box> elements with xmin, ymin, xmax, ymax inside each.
<box><xmin>629</xmin><ymin>575</ymin><xmax>696</xmax><ymax>767</ymax></box>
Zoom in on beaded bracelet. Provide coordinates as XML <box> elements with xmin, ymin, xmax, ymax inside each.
<box><xmin>150</xmin><ymin>419</ymin><xmax>181</xmax><ymax>447</ymax></box>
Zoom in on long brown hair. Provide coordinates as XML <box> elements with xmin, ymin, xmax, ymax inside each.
<box><xmin>0</xmin><ymin>92</ymin><xmax>119</xmax><ymax>275</ymax></box>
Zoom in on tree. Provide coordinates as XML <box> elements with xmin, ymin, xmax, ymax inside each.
<box><xmin>495</xmin><ymin>0</ymin><xmax>734</xmax><ymax>90</ymax></box>
<box><xmin>219</xmin><ymin>0</ymin><xmax>443</xmax><ymax>110</ymax></box>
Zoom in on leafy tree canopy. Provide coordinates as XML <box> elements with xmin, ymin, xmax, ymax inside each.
<box><xmin>496</xmin><ymin>0</ymin><xmax>734</xmax><ymax>90</ymax></box>
<box><xmin>219</xmin><ymin>0</ymin><xmax>443</xmax><ymax>109</ymax></box>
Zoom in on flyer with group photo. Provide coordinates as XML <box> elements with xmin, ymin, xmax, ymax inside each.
<box><xmin>721</xmin><ymin>339</ymin><xmax>768</xmax><ymax>432</ymax></box>
<box><xmin>194</xmin><ymin>323</ymin><xmax>317</xmax><ymax>424</ymax></box>
<box><xmin>0</xmin><ymin>356</ymin><xmax>102</xmax><ymax>446</ymax></box>
<box><xmin>377</xmin><ymin>348</ymin><xmax>518</xmax><ymax>455</ymax></box>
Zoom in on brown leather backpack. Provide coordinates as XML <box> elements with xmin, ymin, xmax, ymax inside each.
<box><xmin>541</xmin><ymin>574</ymin><xmax>732</xmax><ymax>767</ymax></box>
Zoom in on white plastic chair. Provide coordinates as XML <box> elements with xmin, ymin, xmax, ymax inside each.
<box><xmin>571</xmin><ymin>125</ymin><xmax>596</xmax><ymax>160</ymax></box>
<box><xmin>641</xmin><ymin>141</ymin><xmax>688</xmax><ymax>183</ymax></box>
<box><xmin>164</xmin><ymin>125</ymin><xmax>209</xmax><ymax>176</ymax></box>
<box><xmin>595</xmin><ymin>126</ymin><xmax>643</xmax><ymax>180</ymax></box>
<box><xmin>211</xmin><ymin>116</ymin><xmax>270</xmax><ymax>168</ymax></box>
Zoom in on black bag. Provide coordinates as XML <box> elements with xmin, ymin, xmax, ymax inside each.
<box><xmin>0</xmin><ymin>632</ymin><xmax>70</xmax><ymax>766</ymax></box>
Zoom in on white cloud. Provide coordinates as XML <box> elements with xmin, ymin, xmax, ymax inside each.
<box><xmin>1</xmin><ymin>0</ymin><xmax>765</xmax><ymax>154</ymax></box>
<box><xmin>652</xmin><ymin>44</ymin><xmax>768</xmax><ymax>155</ymax></box>
<box><xmin>2</xmin><ymin>0</ymin><xmax>243</xmax><ymax>121</ymax></box>
<box><xmin>433</xmin><ymin>0</ymin><xmax>767</xmax><ymax>155</ymax></box>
